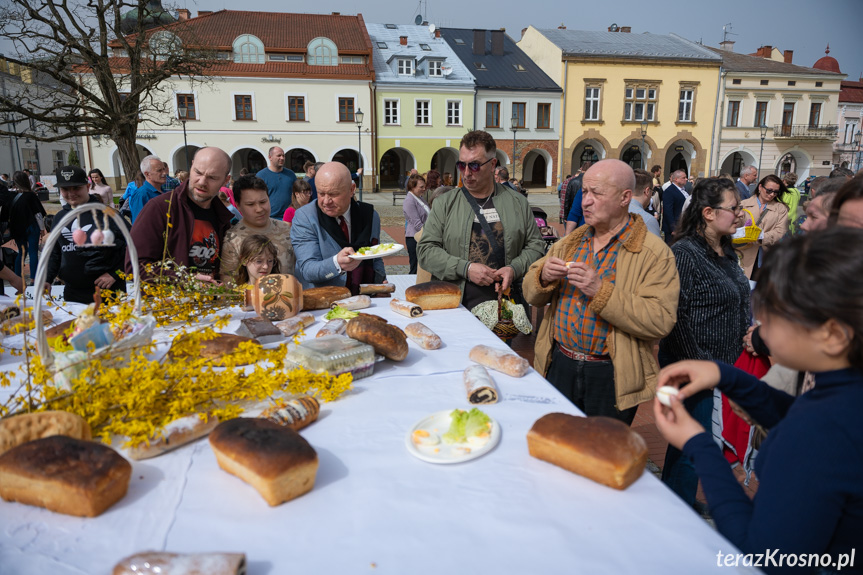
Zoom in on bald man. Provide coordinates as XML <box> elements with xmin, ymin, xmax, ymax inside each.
<box><xmin>127</xmin><ymin>146</ymin><xmax>234</xmax><ymax>283</ymax></box>
<box><xmin>290</xmin><ymin>162</ymin><xmax>385</xmax><ymax>292</ymax></box>
<box><xmin>522</xmin><ymin>159</ymin><xmax>679</xmax><ymax>424</ymax></box>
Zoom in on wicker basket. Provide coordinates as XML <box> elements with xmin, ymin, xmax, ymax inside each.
<box><xmin>33</xmin><ymin>204</ymin><xmax>155</xmax><ymax>389</ymax></box>
<box><xmin>491</xmin><ymin>289</ymin><xmax>519</xmax><ymax>341</ymax></box>
<box><xmin>732</xmin><ymin>208</ymin><xmax>762</xmax><ymax>245</ymax></box>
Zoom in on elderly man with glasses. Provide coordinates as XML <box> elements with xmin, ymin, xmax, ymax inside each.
<box><xmin>417</xmin><ymin>130</ymin><xmax>544</xmax><ymax>313</ymax></box>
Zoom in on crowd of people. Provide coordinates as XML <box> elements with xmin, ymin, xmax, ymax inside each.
<box><xmin>1</xmin><ymin>130</ymin><xmax>862</xmax><ymax>572</ymax></box>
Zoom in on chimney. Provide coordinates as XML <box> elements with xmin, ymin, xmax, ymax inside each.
<box><xmin>332</xmin><ymin>11</ymin><xmax>340</xmax><ymax>15</ymax></box>
<box><xmin>198</xmin><ymin>10</ymin><xmax>211</xmax><ymax>16</ymax></box>
<box><xmin>473</xmin><ymin>29</ymin><xmax>485</xmax><ymax>56</ymax></box>
<box><xmin>558</xmin><ymin>24</ymin><xmax>566</xmax><ymax>30</ymax></box>
<box><xmin>608</xmin><ymin>25</ymin><xmax>616</xmax><ymax>32</ymax></box>
<box><xmin>756</xmin><ymin>45</ymin><xmax>772</xmax><ymax>58</ymax></box>
<box><xmin>177</xmin><ymin>8</ymin><xmax>190</xmax><ymax>21</ymax></box>
<box><xmin>491</xmin><ymin>29</ymin><xmax>504</xmax><ymax>56</ymax></box>
<box><xmin>719</xmin><ymin>40</ymin><xmax>735</xmax><ymax>52</ymax></box>
<box><xmin>521</xmin><ymin>27</ymin><xmax>528</xmax><ymax>38</ymax></box>
<box><xmin>399</xmin><ymin>36</ymin><xmax>407</xmax><ymax>46</ymax></box>
<box><xmin>620</xmin><ymin>26</ymin><xmax>631</xmax><ymax>33</ymax></box>
<box><xmin>435</xmin><ymin>29</ymin><xmax>441</xmax><ymax>39</ymax></box>
<box><xmin>784</xmin><ymin>49</ymin><xmax>793</xmax><ymax>63</ymax></box>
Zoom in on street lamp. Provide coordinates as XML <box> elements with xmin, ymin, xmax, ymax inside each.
<box><xmin>177</xmin><ymin>105</ymin><xmax>189</xmax><ymax>171</ymax></box>
<box><xmin>511</xmin><ymin>111</ymin><xmax>519</xmax><ymax>180</ymax></box>
<box><xmin>758</xmin><ymin>123</ymin><xmax>768</xmax><ymax>175</ymax></box>
<box><xmin>355</xmin><ymin>108</ymin><xmax>364</xmax><ymax>202</ymax></box>
<box><xmin>640</xmin><ymin>121</ymin><xmax>648</xmax><ymax>169</ymax></box>
<box><xmin>855</xmin><ymin>130</ymin><xmax>863</xmax><ymax>172</ymax></box>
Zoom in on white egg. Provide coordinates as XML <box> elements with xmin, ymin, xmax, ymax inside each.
<box><xmin>656</xmin><ymin>386</ymin><xmax>680</xmax><ymax>407</ymax></box>
<box><xmin>467</xmin><ymin>434</ymin><xmax>490</xmax><ymax>447</ymax></box>
<box><xmin>412</xmin><ymin>430</ymin><xmax>440</xmax><ymax>446</ymax></box>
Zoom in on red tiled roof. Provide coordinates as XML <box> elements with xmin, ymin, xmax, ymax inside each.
<box><xmin>840</xmin><ymin>80</ymin><xmax>863</xmax><ymax>104</ymax></box>
<box><xmin>95</xmin><ymin>57</ymin><xmax>373</xmax><ymax>80</ymax></box>
<box><xmin>117</xmin><ymin>10</ymin><xmax>373</xmax><ymax>54</ymax></box>
<box><xmin>813</xmin><ymin>55</ymin><xmax>841</xmax><ymax>73</ymax></box>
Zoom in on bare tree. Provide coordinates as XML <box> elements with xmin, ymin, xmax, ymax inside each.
<box><xmin>0</xmin><ymin>0</ymin><xmax>219</xmax><ymax>181</ymax></box>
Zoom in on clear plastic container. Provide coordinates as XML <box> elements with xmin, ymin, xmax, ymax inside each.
<box><xmin>285</xmin><ymin>335</ymin><xmax>376</xmax><ymax>380</ymax></box>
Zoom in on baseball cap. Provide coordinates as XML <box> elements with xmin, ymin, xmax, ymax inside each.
<box><xmin>55</xmin><ymin>165</ymin><xmax>88</xmax><ymax>188</ymax></box>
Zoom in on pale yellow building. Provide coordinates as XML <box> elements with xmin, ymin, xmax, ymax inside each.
<box><xmin>519</xmin><ymin>26</ymin><xmax>722</xmax><ymax>180</ymax></box>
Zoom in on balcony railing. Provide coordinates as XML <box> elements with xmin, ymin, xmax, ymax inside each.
<box><xmin>773</xmin><ymin>124</ymin><xmax>839</xmax><ymax>139</ymax></box>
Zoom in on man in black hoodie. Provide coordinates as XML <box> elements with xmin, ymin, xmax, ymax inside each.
<box><xmin>44</xmin><ymin>166</ymin><xmax>127</xmax><ymax>303</ymax></box>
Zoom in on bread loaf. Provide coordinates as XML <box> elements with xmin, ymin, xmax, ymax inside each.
<box><xmin>0</xmin><ymin>435</ymin><xmax>131</xmax><ymax>516</ymax></box>
<box><xmin>405</xmin><ymin>281</ymin><xmax>461</xmax><ymax>310</ymax></box>
<box><xmin>260</xmin><ymin>396</ymin><xmax>320</xmax><ymax>431</ymax></box>
<box><xmin>468</xmin><ymin>344</ymin><xmax>530</xmax><ymax>377</ymax></box>
<box><xmin>301</xmin><ymin>286</ymin><xmax>351</xmax><ymax>310</ymax></box>
<box><xmin>209</xmin><ymin>418</ymin><xmax>318</xmax><ymax>506</ymax></box>
<box><xmin>112</xmin><ymin>552</ymin><xmax>247</xmax><ymax>575</ymax></box>
<box><xmin>332</xmin><ymin>295</ymin><xmax>371</xmax><ymax>310</ymax></box>
<box><xmin>527</xmin><ymin>413</ymin><xmax>648</xmax><ymax>490</ymax></box>
<box><xmin>359</xmin><ymin>283</ymin><xmax>395</xmax><ymax>295</ymax></box>
<box><xmin>274</xmin><ymin>313</ymin><xmax>315</xmax><ymax>337</ymax></box>
<box><xmin>316</xmin><ymin>319</ymin><xmax>347</xmax><ymax>338</ymax></box>
<box><xmin>167</xmin><ymin>333</ymin><xmax>261</xmax><ymax>366</ymax></box>
<box><xmin>1</xmin><ymin>310</ymin><xmax>53</xmax><ymax>336</ymax></box>
<box><xmin>404</xmin><ymin>322</ymin><xmax>441</xmax><ymax>349</ymax></box>
<box><xmin>126</xmin><ymin>413</ymin><xmax>219</xmax><ymax>460</ymax></box>
<box><xmin>463</xmin><ymin>365</ymin><xmax>498</xmax><ymax>404</ymax></box>
<box><xmin>390</xmin><ymin>298</ymin><xmax>423</xmax><ymax>318</ymax></box>
<box><xmin>0</xmin><ymin>411</ymin><xmax>92</xmax><ymax>456</ymax></box>
<box><xmin>346</xmin><ymin>314</ymin><xmax>409</xmax><ymax>361</ymax></box>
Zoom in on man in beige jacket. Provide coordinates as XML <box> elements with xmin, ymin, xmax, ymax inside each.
<box><xmin>523</xmin><ymin>159</ymin><xmax>679</xmax><ymax>424</ymax></box>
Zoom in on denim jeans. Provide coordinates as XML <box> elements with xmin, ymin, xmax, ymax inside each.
<box><xmin>14</xmin><ymin>223</ymin><xmax>40</xmax><ymax>280</ymax></box>
<box><xmin>546</xmin><ymin>343</ymin><xmax>637</xmax><ymax>425</ymax></box>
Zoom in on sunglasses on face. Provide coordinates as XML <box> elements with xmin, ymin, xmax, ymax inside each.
<box><xmin>456</xmin><ymin>158</ymin><xmax>494</xmax><ymax>173</ymax></box>
<box><xmin>714</xmin><ymin>204</ymin><xmax>743</xmax><ymax>214</ymax></box>
<box><xmin>762</xmin><ymin>186</ymin><xmax>780</xmax><ymax>195</ymax></box>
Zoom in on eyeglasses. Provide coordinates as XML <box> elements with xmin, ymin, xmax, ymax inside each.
<box><xmin>456</xmin><ymin>158</ymin><xmax>494</xmax><ymax>173</ymax></box>
<box><xmin>761</xmin><ymin>186</ymin><xmax>781</xmax><ymax>196</ymax></box>
<box><xmin>714</xmin><ymin>204</ymin><xmax>743</xmax><ymax>214</ymax></box>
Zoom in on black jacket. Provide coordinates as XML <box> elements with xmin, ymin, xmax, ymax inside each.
<box><xmin>46</xmin><ymin>196</ymin><xmax>127</xmax><ymax>304</ymax></box>
<box><xmin>563</xmin><ymin>173</ymin><xmax>584</xmax><ymax>220</ymax></box>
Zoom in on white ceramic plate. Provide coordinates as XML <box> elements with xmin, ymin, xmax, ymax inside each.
<box><xmin>405</xmin><ymin>409</ymin><xmax>501</xmax><ymax>464</ymax></box>
<box><xmin>348</xmin><ymin>243</ymin><xmax>404</xmax><ymax>260</ymax></box>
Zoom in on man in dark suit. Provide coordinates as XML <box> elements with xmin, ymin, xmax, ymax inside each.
<box><xmin>736</xmin><ymin>165</ymin><xmax>757</xmax><ymax>200</ymax></box>
<box><xmin>290</xmin><ymin>162</ymin><xmax>386</xmax><ymax>292</ymax></box>
<box><xmin>661</xmin><ymin>170</ymin><xmax>690</xmax><ymax>243</ymax></box>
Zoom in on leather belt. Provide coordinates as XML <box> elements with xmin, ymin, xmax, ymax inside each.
<box><xmin>556</xmin><ymin>342</ymin><xmax>610</xmax><ymax>362</ymax></box>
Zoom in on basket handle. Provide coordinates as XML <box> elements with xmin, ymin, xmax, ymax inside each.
<box><xmin>33</xmin><ymin>204</ymin><xmax>143</xmax><ymax>367</ymax></box>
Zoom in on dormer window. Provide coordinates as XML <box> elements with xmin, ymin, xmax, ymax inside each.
<box><xmin>420</xmin><ymin>44</ymin><xmax>431</xmax><ymax>51</ymax></box>
<box><xmin>398</xmin><ymin>58</ymin><xmax>415</xmax><ymax>76</ymax></box>
<box><xmin>428</xmin><ymin>60</ymin><xmax>443</xmax><ymax>77</ymax></box>
<box><xmin>307</xmin><ymin>37</ymin><xmax>338</xmax><ymax>66</ymax></box>
<box><xmin>233</xmin><ymin>34</ymin><xmax>265</xmax><ymax>64</ymax></box>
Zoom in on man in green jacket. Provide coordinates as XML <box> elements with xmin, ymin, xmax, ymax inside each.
<box><xmin>417</xmin><ymin>130</ymin><xmax>545</xmax><ymax>312</ymax></box>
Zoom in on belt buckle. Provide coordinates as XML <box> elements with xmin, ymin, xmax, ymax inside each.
<box><xmin>573</xmin><ymin>351</ymin><xmax>589</xmax><ymax>361</ymax></box>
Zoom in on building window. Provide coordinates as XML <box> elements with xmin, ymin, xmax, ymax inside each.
<box><xmin>288</xmin><ymin>96</ymin><xmax>305</xmax><ymax>121</ymax></box>
<box><xmin>232</xmin><ymin>34</ymin><xmax>265</xmax><ymax>64</ymax></box>
<box><xmin>760</xmin><ymin>79</ymin><xmax>769</xmax><ymax>86</ymax></box>
<box><xmin>585</xmin><ymin>87</ymin><xmax>600</xmax><ymax>121</ymax></box>
<box><xmin>234</xmin><ymin>94</ymin><xmax>253</xmax><ymax>121</ymax></box>
<box><xmin>420</xmin><ymin>43</ymin><xmax>431</xmax><ymax>51</ymax></box>
<box><xmin>512</xmin><ymin>102</ymin><xmax>525</xmax><ymax>128</ymax></box>
<box><xmin>340</xmin><ymin>55</ymin><xmax>364</xmax><ymax>64</ymax></box>
<box><xmin>536</xmin><ymin>103</ymin><xmax>551</xmax><ymax>129</ymax></box>
<box><xmin>809</xmin><ymin>103</ymin><xmax>822</xmax><ymax>128</ymax></box>
<box><xmin>307</xmin><ymin>37</ymin><xmax>338</xmax><ymax>66</ymax></box>
<box><xmin>338</xmin><ymin>97</ymin><xmax>355</xmax><ymax>122</ymax></box>
<box><xmin>416</xmin><ymin>100</ymin><xmax>430</xmax><ymax>125</ymax></box>
<box><xmin>788</xmin><ymin>81</ymin><xmax>796</xmax><ymax>86</ymax></box>
<box><xmin>844</xmin><ymin>120</ymin><xmax>859</xmax><ymax>145</ymax></box>
<box><xmin>384</xmin><ymin>99</ymin><xmax>400</xmax><ymax>125</ymax></box>
<box><xmin>815</xmin><ymin>81</ymin><xmax>823</xmax><ymax>87</ymax></box>
<box><xmin>486</xmin><ymin>102</ymin><xmax>500</xmax><ymax>128</ymax></box>
<box><xmin>397</xmin><ymin>58</ymin><xmax>415</xmax><ymax>76</ymax></box>
<box><xmin>732</xmin><ymin>78</ymin><xmax>742</xmax><ymax>85</ymax></box>
<box><xmin>447</xmin><ymin>100</ymin><xmax>462</xmax><ymax>126</ymax></box>
<box><xmin>624</xmin><ymin>84</ymin><xmax>657</xmax><ymax>122</ymax></box>
<box><xmin>377</xmin><ymin>42</ymin><xmax>387</xmax><ymax>49</ymax></box>
<box><xmin>678</xmin><ymin>89</ymin><xmax>694</xmax><ymax>122</ymax></box>
<box><xmin>781</xmin><ymin>102</ymin><xmax>795</xmax><ymax>135</ymax></box>
<box><xmin>755</xmin><ymin>101</ymin><xmax>768</xmax><ymax>127</ymax></box>
<box><xmin>52</xmin><ymin>149</ymin><xmax>65</xmax><ymax>170</ymax></box>
<box><xmin>22</xmin><ymin>148</ymin><xmax>38</xmax><ymax>172</ymax></box>
<box><xmin>428</xmin><ymin>60</ymin><xmax>442</xmax><ymax>77</ymax></box>
<box><xmin>176</xmin><ymin>93</ymin><xmax>197</xmax><ymax>120</ymax></box>
<box><xmin>727</xmin><ymin>101</ymin><xmax>740</xmax><ymax>127</ymax></box>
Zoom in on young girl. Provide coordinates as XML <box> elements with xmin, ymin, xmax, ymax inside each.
<box><xmin>654</xmin><ymin>227</ymin><xmax>863</xmax><ymax>572</ymax></box>
<box><xmin>235</xmin><ymin>235</ymin><xmax>280</xmax><ymax>309</ymax></box>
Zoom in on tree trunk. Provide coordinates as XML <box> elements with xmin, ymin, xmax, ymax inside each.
<box><xmin>114</xmin><ymin>126</ymin><xmax>142</xmax><ymax>187</ymax></box>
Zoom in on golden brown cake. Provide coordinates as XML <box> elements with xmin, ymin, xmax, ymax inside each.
<box><xmin>0</xmin><ymin>435</ymin><xmax>132</xmax><ymax>516</ymax></box>
<box><xmin>527</xmin><ymin>413</ymin><xmax>647</xmax><ymax>490</ymax></box>
<box><xmin>346</xmin><ymin>314</ymin><xmax>408</xmax><ymax>361</ymax></box>
<box><xmin>0</xmin><ymin>411</ymin><xmax>92</xmax><ymax>456</ymax></box>
<box><xmin>301</xmin><ymin>286</ymin><xmax>351</xmax><ymax>310</ymax></box>
<box><xmin>209</xmin><ymin>418</ymin><xmax>318</xmax><ymax>506</ymax></box>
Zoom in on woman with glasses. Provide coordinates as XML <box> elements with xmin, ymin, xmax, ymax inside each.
<box><xmin>659</xmin><ymin>177</ymin><xmax>751</xmax><ymax>511</ymax></box>
<box><xmin>739</xmin><ymin>175</ymin><xmax>789</xmax><ymax>279</ymax></box>
<box><xmin>283</xmin><ymin>178</ymin><xmax>312</xmax><ymax>224</ymax></box>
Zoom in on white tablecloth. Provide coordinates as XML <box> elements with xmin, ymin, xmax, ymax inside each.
<box><xmin>0</xmin><ymin>277</ymin><xmax>755</xmax><ymax>574</ymax></box>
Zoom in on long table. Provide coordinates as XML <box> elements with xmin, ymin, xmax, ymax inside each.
<box><xmin>0</xmin><ymin>277</ymin><xmax>755</xmax><ymax>574</ymax></box>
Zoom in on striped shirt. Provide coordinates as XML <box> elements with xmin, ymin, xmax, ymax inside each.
<box><xmin>553</xmin><ymin>216</ymin><xmax>634</xmax><ymax>354</ymax></box>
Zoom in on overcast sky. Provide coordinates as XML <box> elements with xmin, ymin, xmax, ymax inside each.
<box><xmin>183</xmin><ymin>0</ymin><xmax>863</xmax><ymax>80</ymax></box>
